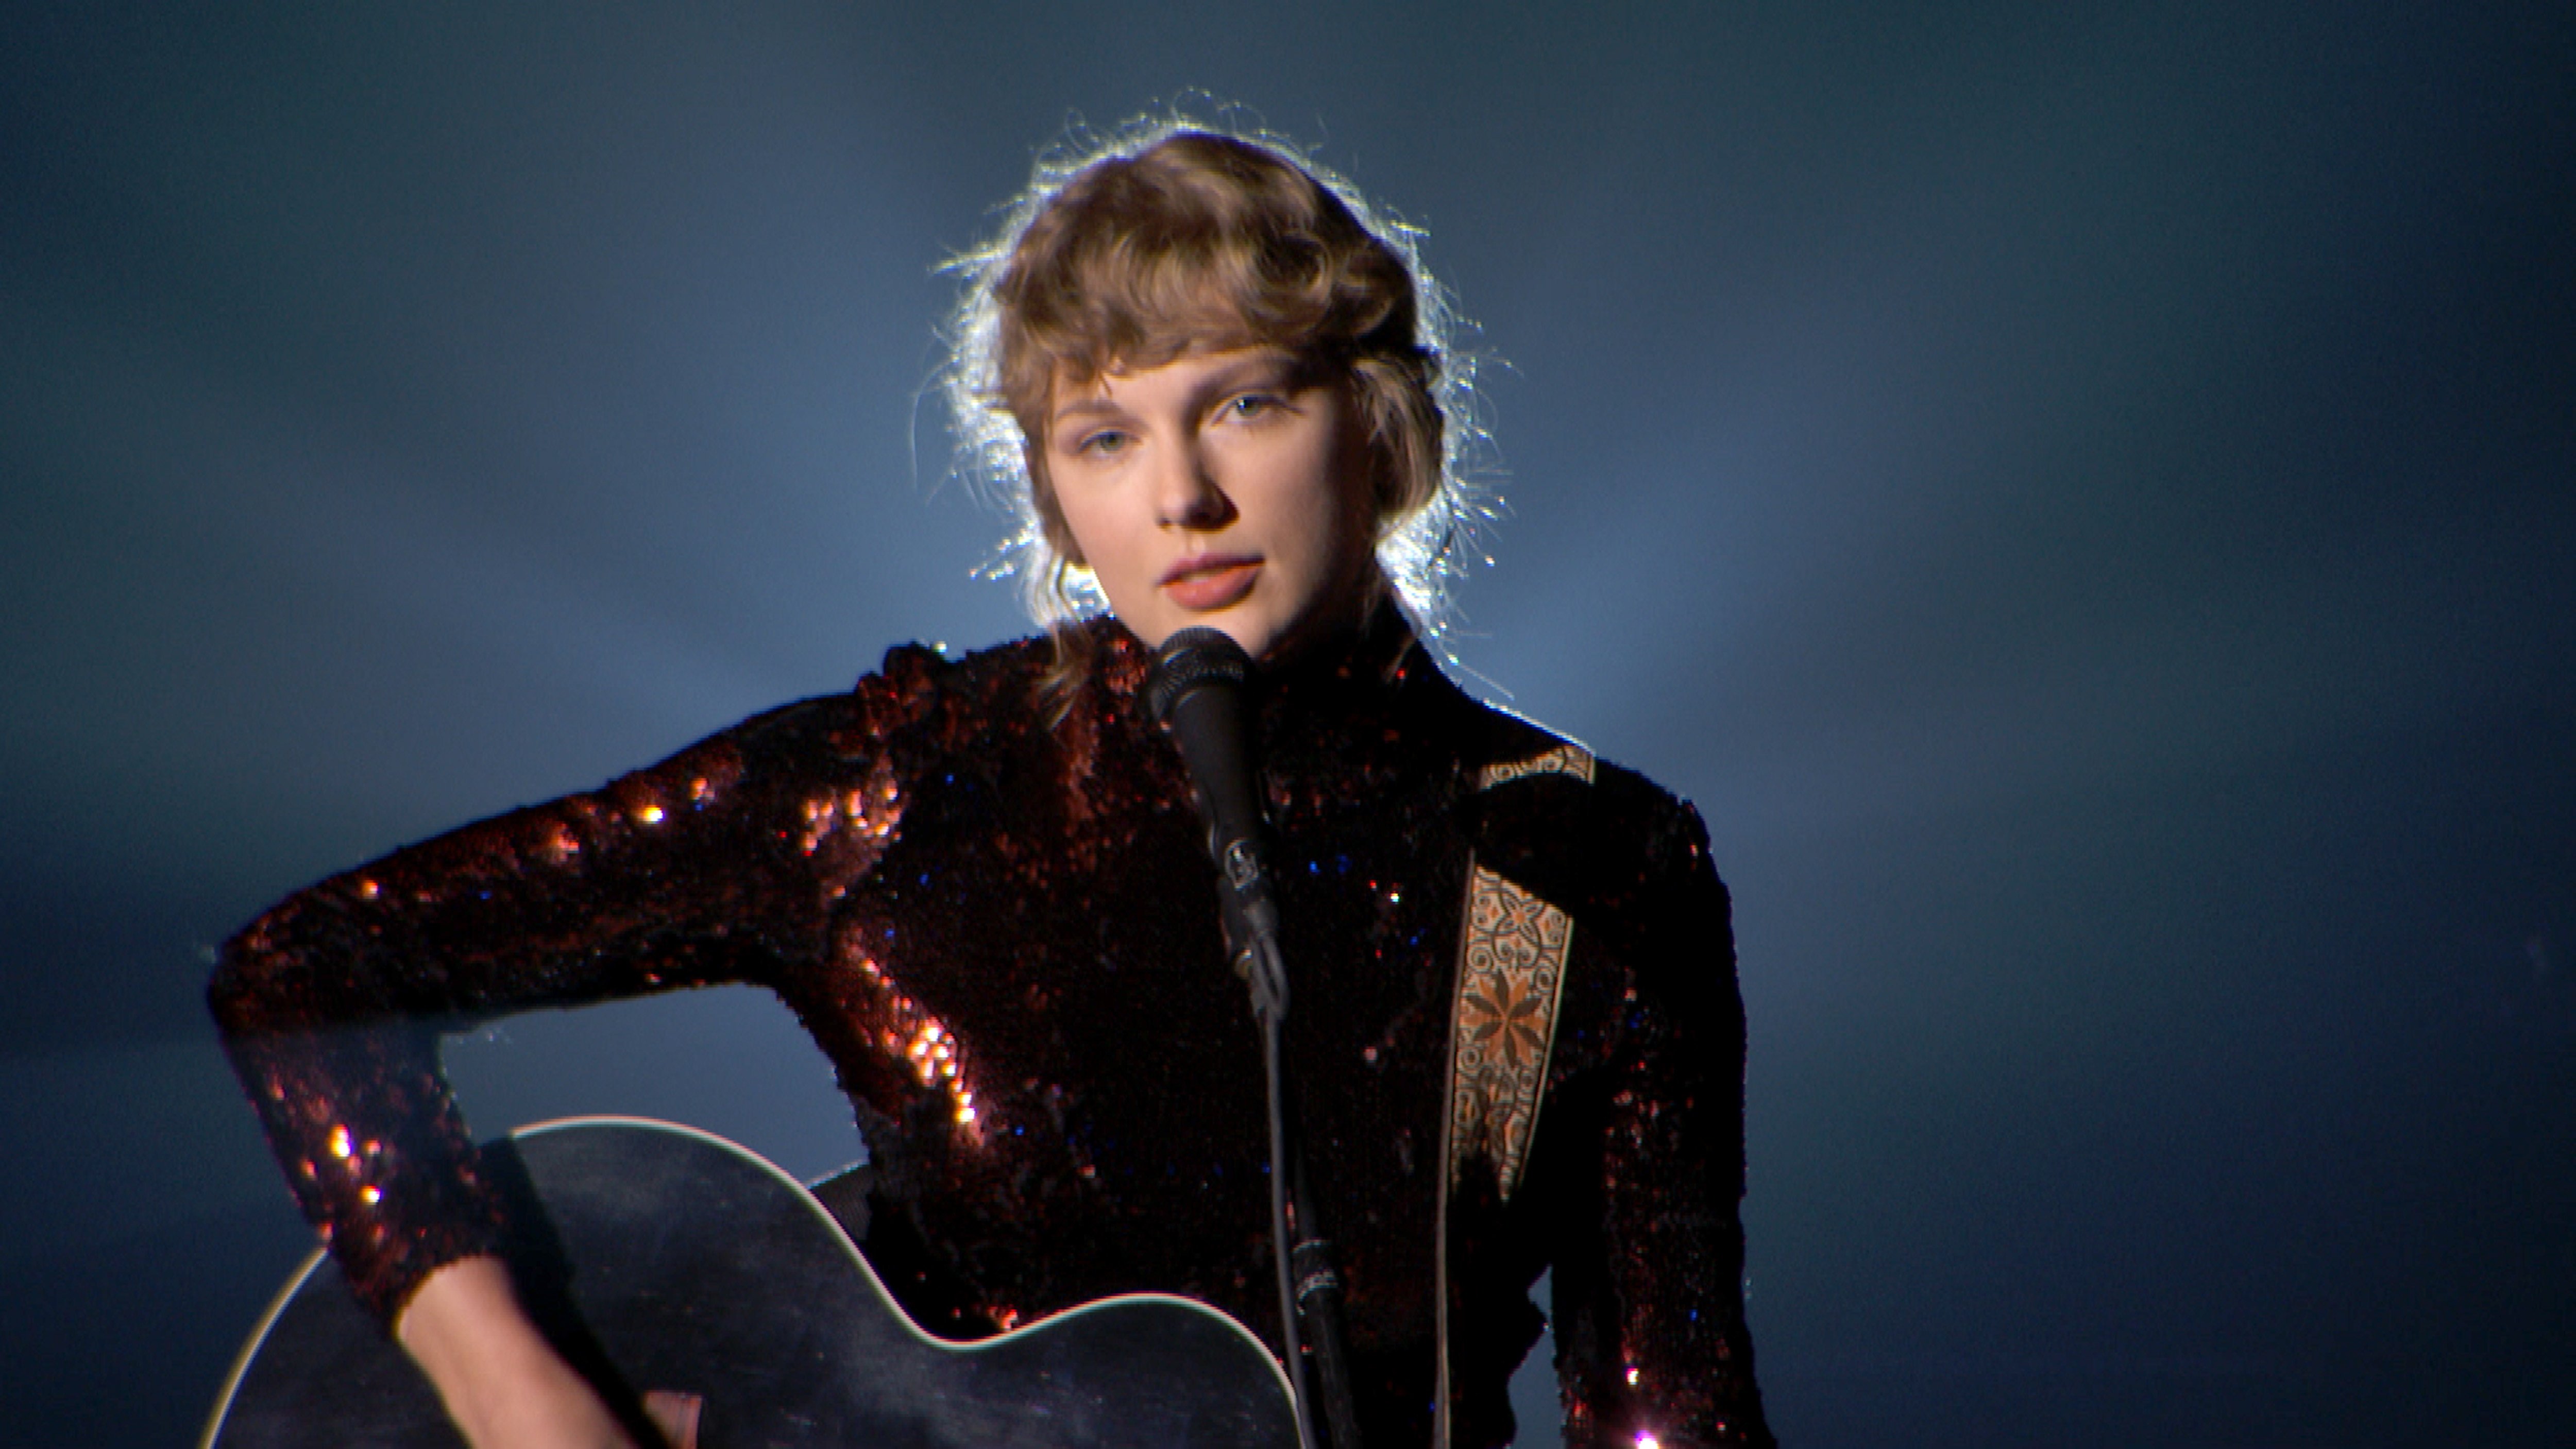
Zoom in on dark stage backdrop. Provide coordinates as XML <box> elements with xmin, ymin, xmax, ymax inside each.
<box><xmin>4</xmin><ymin>5</ymin><xmax>2570</xmax><ymax>1445</ymax></box>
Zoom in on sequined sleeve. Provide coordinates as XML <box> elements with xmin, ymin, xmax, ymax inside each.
<box><xmin>207</xmin><ymin>661</ymin><xmax>930</xmax><ymax>1327</ymax></box>
<box><xmin>1551</xmin><ymin>792</ymin><xmax>1773</xmax><ymax>1449</ymax></box>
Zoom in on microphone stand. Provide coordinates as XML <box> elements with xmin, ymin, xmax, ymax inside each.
<box><xmin>1238</xmin><ymin>909</ymin><xmax>1365</xmax><ymax>1449</ymax></box>
<box><xmin>1149</xmin><ymin>630</ymin><xmax>1366</xmax><ymax>1449</ymax></box>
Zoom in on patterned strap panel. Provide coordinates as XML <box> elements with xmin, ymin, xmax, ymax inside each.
<box><xmin>1435</xmin><ymin>738</ymin><xmax>1597</xmax><ymax>1448</ymax></box>
<box><xmin>1446</xmin><ymin>741</ymin><xmax>1596</xmax><ymax>1199</ymax></box>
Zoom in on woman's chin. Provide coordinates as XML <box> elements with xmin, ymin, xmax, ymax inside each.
<box><xmin>1117</xmin><ymin>611</ymin><xmax>1276</xmax><ymax>660</ymax></box>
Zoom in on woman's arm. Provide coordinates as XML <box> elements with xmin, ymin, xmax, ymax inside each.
<box><xmin>388</xmin><ymin>1254</ymin><xmax>708</xmax><ymax>1448</ymax></box>
<box><xmin>211</xmin><ymin>670</ymin><xmax>928</xmax><ymax>1328</ymax></box>
<box><xmin>1549</xmin><ymin>791</ymin><xmax>1774</xmax><ymax>1449</ymax></box>
<box><xmin>396</xmin><ymin>1256</ymin><xmax>640</xmax><ymax>1449</ymax></box>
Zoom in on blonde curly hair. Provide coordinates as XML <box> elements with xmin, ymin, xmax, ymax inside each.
<box><xmin>939</xmin><ymin>115</ymin><xmax>1487</xmax><ymax>664</ymax></box>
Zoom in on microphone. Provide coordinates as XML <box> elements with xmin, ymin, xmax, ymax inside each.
<box><xmin>1146</xmin><ymin>628</ymin><xmax>1285</xmax><ymax>1015</ymax></box>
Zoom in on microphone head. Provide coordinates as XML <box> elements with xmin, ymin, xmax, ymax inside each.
<box><xmin>1145</xmin><ymin>627</ymin><xmax>1253</xmax><ymax>725</ymax></box>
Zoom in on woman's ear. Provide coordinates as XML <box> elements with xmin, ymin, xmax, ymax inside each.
<box><xmin>1024</xmin><ymin>450</ymin><xmax>1088</xmax><ymax>568</ymax></box>
<box><xmin>1350</xmin><ymin>398</ymin><xmax>1402</xmax><ymax>533</ymax></box>
<box><xmin>1334</xmin><ymin>372</ymin><xmax>1397</xmax><ymax>525</ymax></box>
<box><xmin>1042</xmin><ymin>508</ymin><xmax>1087</xmax><ymax>571</ymax></box>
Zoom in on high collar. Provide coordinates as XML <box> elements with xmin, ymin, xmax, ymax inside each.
<box><xmin>1086</xmin><ymin>609</ymin><xmax>1473</xmax><ymax>818</ymax></box>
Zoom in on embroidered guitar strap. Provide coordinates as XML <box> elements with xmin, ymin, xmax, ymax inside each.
<box><xmin>1433</xmin><ymin>738</ymin><xmax>1595</xmax><ymax>1449</ymax></box>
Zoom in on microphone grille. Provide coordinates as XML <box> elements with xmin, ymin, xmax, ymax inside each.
<box><xmin>1145</xmin><ymin>627</ymin><xmax>1252</xmax><ymax>724</ymax></box>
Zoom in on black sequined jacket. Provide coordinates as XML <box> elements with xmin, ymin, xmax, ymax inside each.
<box><xmin>210</xmin><ymin>618</ymin><xmax>1772</xmax><ymax>1448</ymax></box>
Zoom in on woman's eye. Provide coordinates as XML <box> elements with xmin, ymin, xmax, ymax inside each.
<box><xmin>1076</xmin><ymin>430</ymin><xmax>1129</xmax><ymax>457</ymax></box>
<box><xmin>1226</xmin><ymin>394</ymin><xmax>1279</xmax><ymax>420</ymax></box>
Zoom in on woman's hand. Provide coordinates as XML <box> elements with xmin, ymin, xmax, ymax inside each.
<box><xmin>395</xmin><ymin>1255</ymin><xmax>680</xmax><ymax>1448</ymax></box>
<box><xmin>641</xmin><ymin>1391</ymin><xmax>703</xmax><ymax>1449</ymax></box>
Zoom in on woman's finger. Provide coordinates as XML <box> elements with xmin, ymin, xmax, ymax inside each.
<box><xmin>640</xmin><ymin>1389</ymin><xmax>703</xmax><ymax>1449</ymax></box>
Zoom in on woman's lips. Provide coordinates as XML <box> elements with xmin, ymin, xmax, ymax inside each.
<box><xmin>1161</xmin><ymin>556</ymin><xmax>1260</xmax><ymax>611</ymax></box>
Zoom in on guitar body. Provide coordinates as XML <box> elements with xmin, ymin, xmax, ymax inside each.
<box><xmin>204</xmin><ymin>1117</ymin><xmax>1299</xmax><ymax>1448</ymax></box>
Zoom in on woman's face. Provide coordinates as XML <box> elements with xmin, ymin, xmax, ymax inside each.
<box><xmin>1043</xmin><ymin>346</ymin><xmax>1379</xmax><ymax>660</ymax></box>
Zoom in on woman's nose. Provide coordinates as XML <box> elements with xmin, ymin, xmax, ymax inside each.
<box><xmin>1154</xmin><ymin>443</ymin><xmax>1235</xmax><ymax>530</ymax></box>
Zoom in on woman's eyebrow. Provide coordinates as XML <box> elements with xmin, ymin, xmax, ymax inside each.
<box><xmin>1049</xmin><ymin>394</ymin><xmax>1126</xmax><ymax>428</ymax></box>
<box><xmin>1191</xmin><ymin>357</ymin><xmax>1303</xmax><ymax>400</ymax></box>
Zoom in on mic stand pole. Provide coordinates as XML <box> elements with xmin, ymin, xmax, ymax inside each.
<box><xmin>1149</xmin><ymin>627</ymin><xmax>1364</xmax><ymax>1449</ymax></box>
<box><xmin>1233</xmin><ymin>913</ymin><xmax>1365</xmax><ymax>1449</ymax></box>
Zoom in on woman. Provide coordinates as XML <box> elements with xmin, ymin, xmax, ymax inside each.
<box><xmin>212</xmin><ymin>122</ymin><xmax>1773</xmax><ymax>1449</ymax></box>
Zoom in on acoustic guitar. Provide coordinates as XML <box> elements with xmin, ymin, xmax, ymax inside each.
<box><xmin>201</xmin><ymin>1116</ymin><xmax>1299</xmax><ymax>1448</ymax></box>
